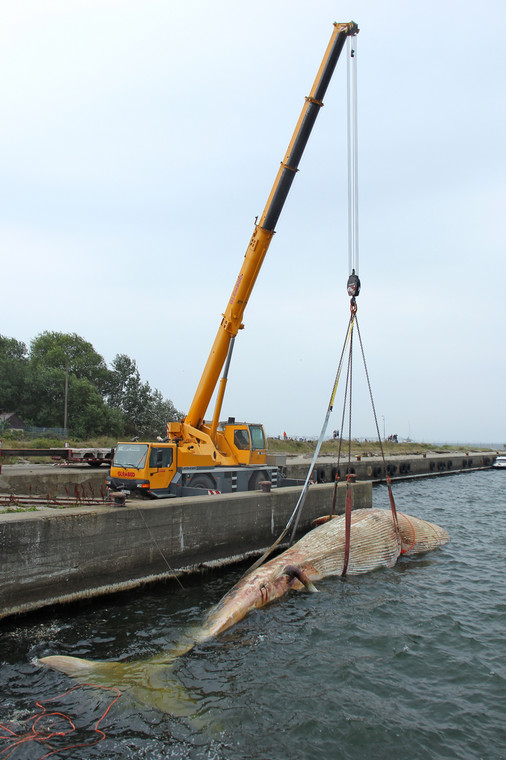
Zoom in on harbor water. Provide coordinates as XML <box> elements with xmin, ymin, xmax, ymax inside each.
<box><xmin>1</xmin><ymin>470</ymin><xmax>505</xmax><ymax>759</ymax></box>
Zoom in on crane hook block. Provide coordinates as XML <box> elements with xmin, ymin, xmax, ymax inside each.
<box><xmin>347</xmin><ymin>269</ymin><xmax>361</xmax><ymax>297</ymax></box>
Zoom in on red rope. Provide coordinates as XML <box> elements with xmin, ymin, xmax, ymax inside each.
<box><xmin>0</xmin><ymin>683</ymin><xmax>121</xmax><ymax>760</ymax></box>
<box><xmin>397</xmin><ymin>511</ymin><xmax>416</xmax><ymax>554</ymax></box>
<box><xmin>385</xmin><ymin>475</ymin><xmax>401</xmax><ymax>549</ymax></box>
<box><xmin>341</xmin><ymin>478</ymin><xmax>354</xmax><ymax>576</ymax></box>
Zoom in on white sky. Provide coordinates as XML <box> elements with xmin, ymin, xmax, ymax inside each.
<box><xmin>1</xmin><ymin>1</ymin><xmax>505</xmax><ymax>444</ymax></box>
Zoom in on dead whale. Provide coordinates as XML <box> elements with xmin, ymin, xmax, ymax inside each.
<box><xmin>39</xmin><ymin>508</ymin><xmax>449</xmax><ymax>696</ymax></box>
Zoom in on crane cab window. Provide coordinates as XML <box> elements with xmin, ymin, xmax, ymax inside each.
<box><xmin>149</xmin><ymin>447</ymin><xmax>173</xmax><ymax>468</ymax></box>
<box><xmin>249</xmin><ymin>425</ymin><xmax>266</xmax><ymax>450</ymax></box>
<box><xmin>234</xmin><ymin>429</ymin><xmax>250</xmax><ymax>450</ymax></box>
<box><xmin>113</xmin><ymin>443</ymin><xmax>148</xmax><ymax>468</ymax></box>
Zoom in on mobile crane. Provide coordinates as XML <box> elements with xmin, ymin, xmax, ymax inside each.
<box><xmin>106</xmin><ymin>21</ymin><xmax>359</xmax><ymax>499</ymax></box>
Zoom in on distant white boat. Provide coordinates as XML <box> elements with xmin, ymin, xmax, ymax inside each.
<box><xmin>492</xmin><ymin>456</ymin><xmax>506</xmax><ymax>469</ymax></box>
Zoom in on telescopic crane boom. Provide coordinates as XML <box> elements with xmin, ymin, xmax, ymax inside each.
<box><xmin>107</xmin><ymin>21</ymin><xmax>358</xmax><ymax>500</ymax></box>
<box><xmin>183</xmin><ymin>21</ymin><xmax>359</xmax><ymax>433</ymax></box>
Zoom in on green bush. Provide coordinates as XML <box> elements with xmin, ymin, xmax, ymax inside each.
<box><xmin>0</xmin><ymin>429</ymin><xmax>25</xmax><ymax>442</ymax></box>
<box><xmin>31</xmin><ymin>437</ymin><xmax>62</xmax><ymax>448</ymax></box>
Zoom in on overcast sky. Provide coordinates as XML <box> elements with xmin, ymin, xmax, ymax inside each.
<box><xmin>1</xmin><ymin>1</ymin><xmax>505</xmax><ymax>444</ymax></box>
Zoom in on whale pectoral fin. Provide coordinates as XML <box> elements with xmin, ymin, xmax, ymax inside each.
<box><xmin>282</xmin><ymin>565</ymin><xmax>319</xmax><ymax>593</ymax></box>
<box><xmin>310</xmin><ymin>514</ymin><xmax>337</xmax><ymax>528</ymax></box>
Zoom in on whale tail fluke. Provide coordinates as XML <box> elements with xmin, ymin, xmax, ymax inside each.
<box><xmin>38</xmin><ymin>651</ymin><xmax>198</xmax><ymax>717</ymax></box>
<box><xmin>38</xmin><ymin>655</ymin><xmax>106</xmax><ymax>676</ymax></box>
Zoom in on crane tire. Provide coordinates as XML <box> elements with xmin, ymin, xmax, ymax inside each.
<box><xmin>189</xmin><ymin>474</ymin><xmax>216</xmax><ymax>490</ymax></box>
<box><xmin>249</xmin><ymin>470</ymin><xmax>269</xmax><ymax>491</ymax></box>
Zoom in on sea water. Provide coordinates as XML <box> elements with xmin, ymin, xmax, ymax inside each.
<box><xmin>0</xmin><ymin>470</ymin><xmax>505</xmax><ymax>759</ymax></box>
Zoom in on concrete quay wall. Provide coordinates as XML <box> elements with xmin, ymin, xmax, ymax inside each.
<box><xmin>0</xmin><ymin>481</ymin><xmax>371</xmax><ymax>620</ymax></box>
<box><xmin>289</xmin><ymin>451</ymin><xmax>495</xmax><ymax>483</ymax></box>
<box><xmin>0</xmin><ymin>465</ymin><xmax>107</xmax><ymax>499</ymax></box>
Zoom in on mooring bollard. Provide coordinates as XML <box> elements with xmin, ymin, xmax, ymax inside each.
<box><xmin>110</xmin><ymin>491</ymin><xmax>127</xmax><ymax>507</ymax></box>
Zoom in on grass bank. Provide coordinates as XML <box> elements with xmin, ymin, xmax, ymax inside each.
<box><xmin>267</xmin><ymin>438</ymin><xmax>495</xmax><ymax>457</ymax></box>
<box><xmin>0</xmin><ymin>433</ymin><xmax>496</xmax><ymax>464</ymax></box>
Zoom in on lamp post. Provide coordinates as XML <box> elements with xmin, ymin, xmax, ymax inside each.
<box><xmin>63</xmin><ymin>356</ymin><xmax>69</xmax><ymax>437</ymax></box>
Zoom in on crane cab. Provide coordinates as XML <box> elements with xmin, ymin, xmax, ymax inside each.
<box><xmin>221</xmin><ymin>422</ymin><xmax>267</xmax><ymax>466</ymax></box>
<box><xmin>106</xmin><ymin>441</ymin><xmax>177</xmax><ymax>498</ymax></box>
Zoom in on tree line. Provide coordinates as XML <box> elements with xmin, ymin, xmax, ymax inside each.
<box><xmin>0</xmin><ymin>332</ymin><xmax>181</xmax><ymax>440</ymax></box>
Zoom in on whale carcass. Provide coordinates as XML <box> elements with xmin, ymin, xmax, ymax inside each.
<box><xmin>39</xmin><ymin>508</ymin><xmax>449</xmax><ymax>690</ymax></box>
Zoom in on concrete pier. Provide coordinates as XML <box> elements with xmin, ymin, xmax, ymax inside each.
<box><xmin>289</xmin><ymin>451</ymin><xmax>495</xmax><ymax>483</ymax></box>
<box><xmin>0</xmin><ymin>450</ymin><xmax>495</xmax><ymax>500</ymax></box>
<box><xmin>0</xmin><ymin>481</ymin><xmax>370</xmax><ymax>620</ymax></box>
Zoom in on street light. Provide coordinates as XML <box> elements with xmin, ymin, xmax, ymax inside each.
<box><xmin>63</xmin><ymin>356</ymin><xmax>69</xmax><ymax>437</ymax></box>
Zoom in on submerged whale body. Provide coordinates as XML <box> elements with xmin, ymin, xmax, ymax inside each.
<box><xmin>39</xmin><ymin>508</ymin><xmax>449</xmax><ymax>689</ymax></box>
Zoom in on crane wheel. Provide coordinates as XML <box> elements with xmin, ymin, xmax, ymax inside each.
<box><xmin>249</xmin><ymin>470</ymin><xmax>269</xmax><ymax>491</ymax></box>
<box><xmin>189</xmin><ymin>474</ymin><xmax>216</xmax><ymax>490</ymax></box>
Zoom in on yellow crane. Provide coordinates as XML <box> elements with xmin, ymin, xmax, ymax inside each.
<box><xmin>106</xmin><ymin>21</ymin><xmax>359</xmax><ymax>499</ymax></box>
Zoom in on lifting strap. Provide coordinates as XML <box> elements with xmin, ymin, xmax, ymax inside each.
<box><xmin>242</xmin><ymin>310</ymin><xmax>355</xmax><ymax>578</ymax></box>
<box><xmin>342</xmin><ymin>474</ymin><xmax>354</xmax><ymax>576</ymax></box>
<box><xmin>336</xmin><ymin>299</ymin><xmax>400</xmax><ymax>576</ymax></box>
<box><xmin>354</xmin><ymin>314</ymin><xmax>400</xmax><ymax>538</ymax></box>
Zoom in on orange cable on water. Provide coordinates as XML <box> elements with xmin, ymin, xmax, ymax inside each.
<box><xmin>0</xmin><ymin>683</ymin><xmax>121</xmax><ymax>760</ymax></box>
